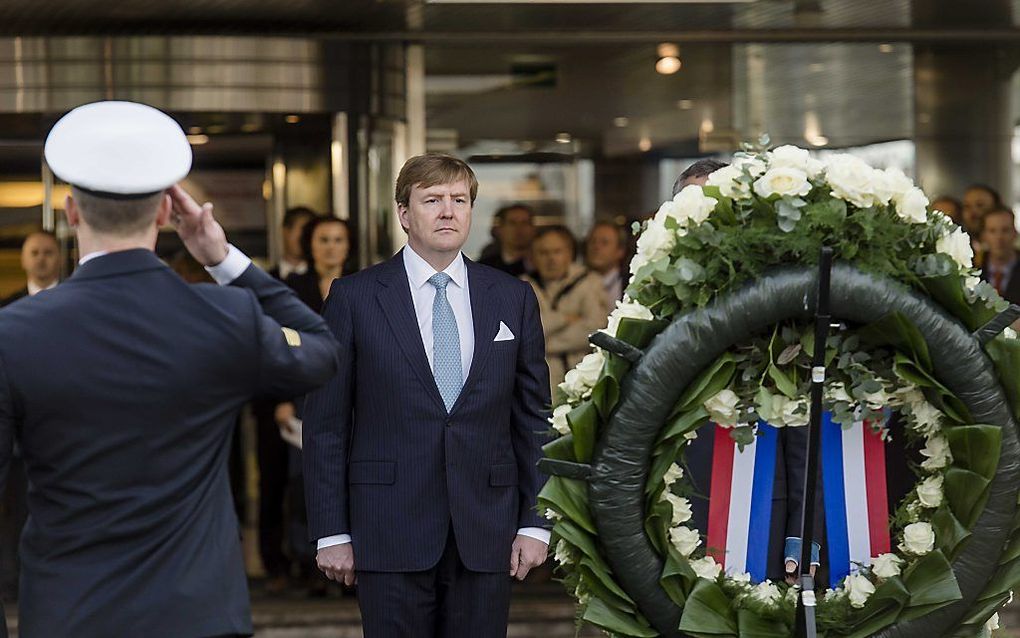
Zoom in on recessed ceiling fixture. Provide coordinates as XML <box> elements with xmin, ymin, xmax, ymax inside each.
<box><xmin>677</xmin><ymin>99</ymin><xmax>694</xmax><ymax>110</ymax></box>
<box><xmin>879</xmin><ymin>43</ymin><xmax>894</xmax><ymax>53</ymax></box>
<box><xmin>613</xmin><ymin>117</ymin><xmax>630</xmax><ymax>128</ymax></box>
<box><xmin>656</xmin><ymin>43</ymin><xmax>682</xmax><ymax>75</ymax></box>
<box><xmin>186</xmin><ymin>134</ymin><xmax>209</xmax><ymax>146</ymax></box>
<box><xmin>555</xmin><ymin>132</ymin><xmax>572</xmax><ymax>144</ymax></box>
<box><xmin>285</xmin><ymin>115</ymin><xmax>301</xmax><ymax>124</ymax></box>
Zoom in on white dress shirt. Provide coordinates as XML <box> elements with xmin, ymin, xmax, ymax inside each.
<box><xmin>26</xmin><ymin>280</ymin><xmax>58</xmax><ymax>296</ymax></box>
<box><xmin>317</xmin><ymin>245</ymin><xmax>550</xmax><ymax>550</ymax></box>
<box><xmin>278</xmin><ymin>258</ymin><xmax>307</xmax><ymax>281</ymax></box>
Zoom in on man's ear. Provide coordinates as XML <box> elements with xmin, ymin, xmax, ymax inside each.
<box><xmin>397</xmin><ymin>203</ymin><xmax>410</xmax><ymax>233</ymax></box>
<box><xmin>155</xmin><ymin>193</ymin><xmax>172</xmax><ymax>228</ymax></box>
<box><xmin>64</xmin><ymin>195</ymin><xmax>80</xmax><ymax>228</ymax></box>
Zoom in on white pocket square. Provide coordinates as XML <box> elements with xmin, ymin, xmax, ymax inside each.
<box><xmin>494</xmin><ymin>321</ymin><xmax>515</xmax><ymax>342</ymax></box>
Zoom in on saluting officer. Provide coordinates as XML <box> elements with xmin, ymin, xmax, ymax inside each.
<box><xmin>0</xmin><ymin>100</ymin><xmax>341</xmax><ymax>638</ymax></box>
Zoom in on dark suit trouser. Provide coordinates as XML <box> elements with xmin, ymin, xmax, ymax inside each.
<box><xmin>0</xmin><ymin>455</ymin><xmax>27</xmax><ymax>599</ymax></box>
<box><xmin>356</xmin><ymin>531</ymin><xmax>512</xmax><ymax>638</ymax></box>
<box><xmin>254</xmin><ymin>398</ymin><xmax>290</xmax><ymax>578</ymax></box>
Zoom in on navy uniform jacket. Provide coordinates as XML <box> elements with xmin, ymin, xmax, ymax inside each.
<box><xmin>303</xmin><ymin>252</ymin><xmax>550</xmax><ymax>573</ymax></box>
<box><xmin>0</xmin><ymin>249</ymin><xmax>340</xmax><ymax>638</ymax></box>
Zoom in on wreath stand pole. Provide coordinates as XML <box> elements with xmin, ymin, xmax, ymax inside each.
<box><xmin>794</xmin><ymin>247</ymin><xmax>833</xmax><ymax>638</ymax></box>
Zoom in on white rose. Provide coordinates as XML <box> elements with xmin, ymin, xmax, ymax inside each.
<box><xmin>1006</xmin><ymin>327</ymin><xmax>1018</xmax><ymax>340</ymax></box>
<box><xmin>731</xmin><ymin>572</ymin><xmax>752</xmax><ymax>585</ymax></box>
<box><xmin>673</xmin><ymin>185</ymin><xmax>719</xmax><ymax>227</ymax></box>
<box><xmin>876</xmin><ymin>167</ymin><xmax>915</xmax><ymax>206</ymax></box>
<box><xmin>965</xmin><ymin>275</ymin><xmax>981</xmax><ymax>291</ymax></box>
<box><xmin>845</xmin><ymin>573</ymin><xmax>876</xmax><ymax>608</ymax></box>
<box><xmin>654</xmin><ymin>199</ymin><xmax>684</xmax><ymax>225</ymax></box>
<box><xmin>750</xmin><ymin>581</ymin><xmax>782</xmax><ymax>606</ymax></box>
<box><xmin>549</xmin><ymin>404</ymin><xmax>572</xmax><ymax>435</ymax></box>
<box><xmin>936</xmin><ymin>227</ymin><xmax>974</xmax><ymax>269</ymax></box>
<box><xmin>669</xmin><ymin>526</ymin><xmax>701</xmax><ymax>557</ymax></box>
<box><xmin>986</xmin><ymin>612</ymin><xmax>1001</xmax><ymax>633</ymax></box>
<box><xmin>901</xmin><ymin>522</ymin><xmax>935</xmax><ymax>555</ymax></box>
<box><xmin>864</xmin><ymin>387</ymin><xmax>892</xmax><ymax>411</ymax></box>
<box><xmin>753</xmin><ymin>167</ymin><xmax>812</xmax><ymax>199</ymax></box>
<box><xmin>631</xmin><ymin>218</ymin><xmax>675</xmax><ymax>274</ymax></box>
<box><xmin>909</xmin><ymin>400</ymin><xmax>943</xmax><ymax>436</ymax></box>
<box><xmin>916</xmin><ymin>474</ymin><xmax>944</xmax><ymax>508</ymax></box>
<box><xmin>689</xmin><ymin>556</ymin><xmax>722</xmax><ymax>580</ymax></box>
<box><xmin>825</xmin><ymin>154</ymin><xmax>878</xmax><ymax>209</ymax></box>
<box><xmin>896</xmin><ymin>187</ymin><xmax>929</xmax><ymax>224</ymax></box>
<box><xmin>559</xmin><ymin>351</ymin><xmax>605</xmax><ymax>400</ymax></box>
<box><xmin>663</xmin><ymin>492</ymin><xmax>693</xmax><ymax>525</ymax></box>
<box><xmin>554</xmin><ymin>540</ymin><xmax>572</xmax><ymax>565</ymax></box>
<box><xmin>544</xmin><ymin>508</ymin><xmax>562</xmax><ymax>521</ymax></box>
<box><xmin>603</xmin><ymin>298</ymin><xmax>654</xmax><ymax>337</ymax></box>
<box><xmin>704</xmin><ymin>389</ymin><xmax>740</xmax><ymax>427</ymax></box>
<box><xmin>827</xmin><ymin>383</ymin><xmax>852</xmax><ymax>404</ymax></box>
<box><xmin>663</xmin><ymin>462</ymin><xmax>684</xmax><ymax>487</ymax></box>
<box><xmin>920</xmin><ymin>435</ymin><xmax>952</xmax><ymax>471</ymax></box>
<box><xmin>871</xmin><ymin>553</ymin><xmax>904</xmax><ymax>578</ymax></box>
<box><xmin>769</xmin><ymin>145</ymin><xmax>824</xmax><ymax>177</ymax></box>
<box><xmin>781</xmin><ymin>397</ymin><xmax>810</xmax><ymax>428</ymax></box>
<box><xmin>705</xmin><ymin>164</ymin><xmax>751</xmax><ymax>199</ymax></box>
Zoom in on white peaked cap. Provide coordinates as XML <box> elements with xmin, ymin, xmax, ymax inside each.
<box><xmin>44</xmin><ymin>101</ymin><xmax>192</xmax><ymax>198</ymax></box>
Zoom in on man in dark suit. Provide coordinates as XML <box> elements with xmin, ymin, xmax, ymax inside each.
<box><xmin>0</xmin><ymin>100</ymin><xmax>340</xmax><ymax>638</ymax></box>
<box><xmin>304</xmin><ymin>153</ymin><xmax>551</xmax><ymax>637</ymax></box>
<box><xmin>585</xmin><ymin>220</ymin><xmax>629</xmax><ymax>303</ymax></box>
<box><xmin>477</xmin><ymin>203</ymin><xmax>537</xmax><ymax>277</ymax></box>
<box><xmin>1</xmin><ymin>231</ymin><xmax>60</xmax><ymax>306</ymax></box>
<box><xmin>980</xmin><ymin>206</ymin><xmax>1020</xmax><ymax>305</ymax></box>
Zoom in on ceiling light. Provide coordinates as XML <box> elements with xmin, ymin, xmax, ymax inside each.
<box><xmin>187</xmin><ymin>134</ymin><xmax>209</xmax><ymax>145</ymax></box>
<box><xmin>285</xmin><ymin>114</ymin><xmax>301</xmax><ymax>124</ymax></box>
<box><xmin>657</xmin><ymin>43</ymin><xmax>679</xmax><ymax>59</ymax></box>
<box><xmin>656</xmin><ymin>56</ymin><xmax>682</xmax><ymax>75</ymax></box>
<box><xmin>677</xmin><ymin>99</ymin><xmax>694</xmax><ymax>110</ymax></box>
<box><xmin>810</xmin><ymin>136</ymin><xmax>829</xmax><ymax>147</ymax></box>
<box><xmin>639</xmin><ymin>136</ymin><xmax>652</xmax><ymax>152</ymax></box>
<box><xmin>187</xmin><ymin>126</ymin><xmax>203</xmax><ymax>135</ymax></box>
<box><xmin>808</xmin><ymin>63</ymin><xmax>825</xmax><ymax>72</ymax></box>
<box><xmin>613</xmin><ymin>117</ymin><xmax>630</xmax><ymax>128</ymax></box>
<box><xmin>879</xmin><ymin>43</ymin><xmax>894</xmax><ymax>53</ymax></box>
<box><xmin>555</xmin><ymin>132</ymin><xmax>572</xmax><ymax>144</ymax></box>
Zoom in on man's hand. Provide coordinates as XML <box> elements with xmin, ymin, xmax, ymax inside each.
<box><xmin>167</xmin><ymin>184</ymin><xmax>229</xmax><ymax>267</ymax></box>
<box><xmin>274</xmin><ymin>402</ymin><xmax>296</xmax><ymax>429</ymax></box>
<box><xmin>510</xmin><ymin>534</ymin><xmax>548</xmax><ymax>581</ymax></box>
<box><xmin>317</xmin><ymin>543</ymin><xmax>356</xmax><ymax>587</ymax></box>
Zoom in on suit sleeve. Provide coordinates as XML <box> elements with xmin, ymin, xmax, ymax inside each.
<box><xmin>0</xmin><ymin>355</ymin><xmax>13</xmax><ymax>638</ymax></box>
<box><xmin>302</xmin><ymin>279</ymin><xmax>355</xmax><ymax>541</ymax></box>
<box><xmin>512</xmin><ymin>284</ymin><xmax>553</xmax><ymax>529</ymax></box>
<box><xmin>230</xmin><ymin>264</ymin><xmax>341</xmax><ymax>398</ymax></box>
<box><xmin>782</xmin><ymin>426</ymin><xmax>824</xmax><ymax>564</ymax></box>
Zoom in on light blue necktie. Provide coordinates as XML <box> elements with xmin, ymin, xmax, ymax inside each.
<box><xmin>429</xmin><ymin>272</ymin><xmax>463</xmax><ymax>412</ymax></box>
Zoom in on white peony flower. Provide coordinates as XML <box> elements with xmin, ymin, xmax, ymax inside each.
<box><xmin>986</xmin><ymin>612</ymin><xmax>1001</xmax><ymax>633</ymax></box>
<box><xmin>554</xmin><ymin>540</ymin><xmax>572</xmax><ymax>565</ymax></box>
<box><xmin>920</xmin><ymin>435</ymin><xmax>952</xmax><ymax>471</ymax></box>
<box><xmin>896</xmin><ymin>187</ymin><xmax>929</xmax><ymax>224</ymax></box>
<box><xmin>825</xmin><ymin>154</ymin><xmax>879</xmax><ymax>209</ymax></box>
<box><xmin>936</xmin><ymin>227</ymin><xmax>974</xmax><ymax>269</ymax></box>
<box><xmin>689</xmin><ymin>556</ymin><xmax>722</xmax><ymax>580</ymax></box>
<box><xmin>603</xmin><ymin>298</ymin><xmax>654</xmax><ymax>337</ymax></box>
<box><xmin>663</xmin><ymin>492</ymin><xmax>693</xmax><ymax>525</ymax></box>
<box><xmin>750</xmin><ymin>581</ymin><xmax>782</xmax><ymax>606</ymax></box>
<box><xmin>870</xmin><ymin>553</ymin><xmax>904</xmax><ymax>578</ymax></box>
<box><xmin>901</xmin><ymin>522</ymin><xmax>936</xmax><ymax>555</ymax></box>
<box><xmin>916</xmin><ymin>474</ymin><xmax>944</xmax><ymax>508</ymax></box>
<box><xmin>704</xmin><ymin>389</ymin><xmax>741</xmax><ymax>427</ymax></box>
<box><xmin>669</xmin><ymin>526</ymin><xmax>702</xmax><ymax>557</ymax></box>
<box><xmin>663</xmin><ymin>462</ymin><xmax>684</xmax><ymax>487</ymax></box>
<box><xmin>672</xmin><ymin>185</ymin><xmax>719</xmax><ymax>227</ymax></box>
<box><xmin>706</xmin><ymin>164</ymin><xmax>751</xmax><ymax>200</ymax></box>
<box><xmin>550</xmin><ymin>404</ymin><xmax>572</xmax><ymax>436</ymax></box>
<box><xmin>769</xmin><ymin>145</ymin><xmax>824</xmax><ymax>177</ymax></box>
<box><xmin>753</xmin><ymin>166</ymin><xmax>812</xmax><ymax>199</ymax></box>
<box><xmin>845</xmin><ymin>573</ymin><xmax>876</xmax><ymax>608</ymax></box>
<box><xmin>559</xmin><ymin>351</ymin><xmax>605</xmax><ymax>401</ymax></box>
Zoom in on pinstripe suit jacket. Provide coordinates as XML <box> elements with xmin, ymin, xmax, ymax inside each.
<box><xmin>303</xmin><ymin>251</ymin><xmax>551</xmax><ymax>573</ymax></box>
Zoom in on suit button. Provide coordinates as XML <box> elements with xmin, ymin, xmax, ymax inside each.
<box><xmin>445</xmin><ymin>418</ymin><xmax>452</xmax><ymax>427</ymax></box>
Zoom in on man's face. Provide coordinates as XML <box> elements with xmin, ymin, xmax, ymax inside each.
<box><xmin>21</xmin><ymin>234</ymin><xmax>59</xmax><ymax>284</ymax></box>
<box><xmin>981</xmin><ymin>212</ymin><xmax>1017</xmax><ymax>260</ymax></box>
<box><xmin>533</xmin><ymin>232</ymin><xmax>573</xmax><ymax>281</ymax></box>
<box><xmin>963</xmin><ymin>189</ymin><xmax>996</xmax><ymax>234</ymax></box>
<box><xmin>399</xmin><ymin>180</ymin><xmax>472</xmax><ymax>256</ymax></box>
<box><xmin>586</xmin><ymin>225</ymin><xmax>625</xmax><ymax>273</ymax></box>
<box><xmin>284</xmin><ymin>214</ymin><xmax>312</xmax><ymax>260</ymax></box>
<box><xmin>499</xmin><ymin>208</ymin><xmax>535</xmax><ymax>252</ymax></box>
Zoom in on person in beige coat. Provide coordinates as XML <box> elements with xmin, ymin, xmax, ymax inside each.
<box><xmin>523</xmin><ymin>225</ymin><xmax>611</xmax><ymax>390</ymax></box>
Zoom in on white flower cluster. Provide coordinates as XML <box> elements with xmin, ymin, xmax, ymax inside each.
<box><xmin>602</xmin><ymin>297</ymin><xmax>654</xmax><ymax>338</ymax></box>
<box><xmin>629</xmin><ymin>184</ymin><xmax>719</xmax><ymax>274</ymax></box>
<box><xmin>823</xmin><ymin>155</ymin><xmax>929</xmax><ymax>224</ymax></box>
<box><xmin>557</xmin><ymin>350</ymin><xmax>605</xmax><ymax>402</ymax></box>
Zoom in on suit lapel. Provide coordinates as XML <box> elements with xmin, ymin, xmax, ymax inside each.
<box><xmin>452</xmin><ymin>260</ymin><xmax>499</xmax><ymax>414</ymax></box>
<box><xmin>376</xmin><ymin>254</ymin><xmax>447</xmax><ymax>412</ymax></box>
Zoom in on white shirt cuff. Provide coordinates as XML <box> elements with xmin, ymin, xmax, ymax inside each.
<box><xmin>317</xmin><ymin>534</ymin><xmax>352</xmax><ymax>550</ymax></box>
<box><xmin>518</xmin><ymin>527</ymin><xmax>551</xmax><ymax>545</ymax></box>
<box><xmin>204</xmin><ymin>244</ymin><xmax>252</xmax><ymax>285</ymax></box>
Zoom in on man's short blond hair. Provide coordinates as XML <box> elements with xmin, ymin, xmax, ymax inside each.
<box><xmin>394</xmin><ymin>153</ymin><xmax>478</xmax><ymax>207</ymax></box>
